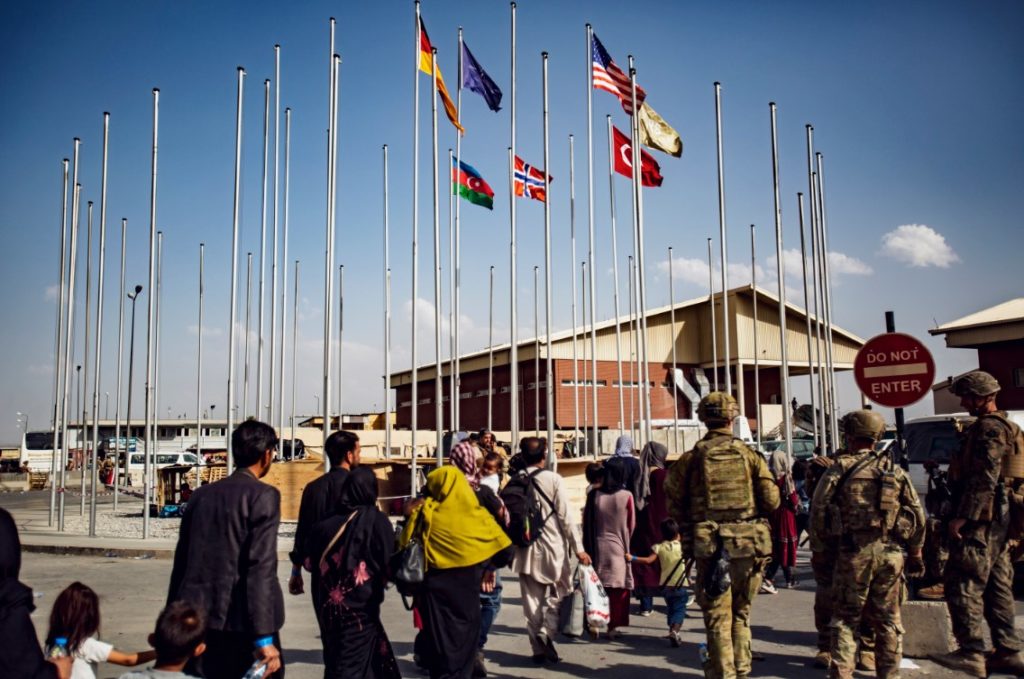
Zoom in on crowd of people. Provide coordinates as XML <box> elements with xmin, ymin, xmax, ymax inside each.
<box><xmin>4</xmin><ymin>369</ymin><xmax>1024</xmax><ymax>679</ymax></box>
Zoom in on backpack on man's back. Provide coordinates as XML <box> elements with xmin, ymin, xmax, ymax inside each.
<box><xmin>500</xmin><ymin>468</ymin><xmax>553</xmax><ymax>547</ymax></box>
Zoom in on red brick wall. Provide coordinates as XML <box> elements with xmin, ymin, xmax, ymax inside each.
<box><xmin>395</xmin><ymin>358</ymin><xmax>695</xmax><ymax>431</ymax></box>
<box><xmin>979</xmin><ymin>341</ymin><xmax>1024</xmax><ymax>411</ymax></box>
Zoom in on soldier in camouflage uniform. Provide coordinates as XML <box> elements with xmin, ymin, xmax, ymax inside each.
<box><xmin>665</xmin><ymin>392</ymin><xmax>779</xmax><ymax>679</ymax></box>
<box><xmin>932</xmin><ymin>371</ymin><xmax>1024</xmax><ymax>677</ymax></box>
<box><xmin>810</xmin><ymin>410</ymin><xmax>925</xmax><ymax>679</ymax></box>
<box><xmin>806</xmin><ymin>452</ymin><xmax>877</xmax><ymax>671</ymax></box>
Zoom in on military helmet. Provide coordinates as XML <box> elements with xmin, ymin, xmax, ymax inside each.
<box><xmin>842</xmin><ymin>409</ymin><xmax>887</xmax><ymax>441</ymax></box>
<box><xmin>950</xmin><ymin>370</ymin><xmax>1000</xmax><ymax>398</ymax></box>
<box><xmin>697</xmin><ymin>392</ymin><xmax>738</xmax><ymax>423</ymax></box>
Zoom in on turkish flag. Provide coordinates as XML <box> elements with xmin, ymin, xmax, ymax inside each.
<box><xmin>612</xmin><ymin>125</ymin><xmax>663</xmax><ymax>187</ymax></box>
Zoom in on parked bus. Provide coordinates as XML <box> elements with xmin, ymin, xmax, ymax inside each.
<box><xmin>20</xmin><ymin>431</ymin><xmax>61</xmax><ymax>472</ymax></box>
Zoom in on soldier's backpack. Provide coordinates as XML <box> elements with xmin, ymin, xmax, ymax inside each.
<box><xmin>702</xmin><ymin>436</ymin><xmax>757</xmax><ymax>522</ymax></box>
<box><xmin>500</xmin><ymin>468</ymin><xmax>553</xmax><ymax>547</ymax></box>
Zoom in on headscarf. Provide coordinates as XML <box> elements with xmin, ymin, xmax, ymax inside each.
<box><xmin>601</xmin><ymin>458</ymin><xmax>627</xmax><ymax>494</ymax></box>
<box><xmin>0</xmin><ymin>507</ymin><xmax>33</xmax><ymax>614</ymax></box>
<box><xmin>637</xmin><ymin>441</ymin><xmax>669</xmax><ymax>512</ymax></box>
<box><xmin>400</xmin><ymin>466</ymin><xmax>511</xmax><ymax>570</ymax></box>
<box><xmin>614</xmin><ymin>435</ymin><xmax>635</xmax><ymax>457</ymax></box>
<box><xmin>770</xmin><ymin>448</ymin><xmax>797</xmax><ymax>498</ymax></box>
<box><xmin>449</xmin><ymin>441</ymin><xmax>481</xmax><ymax>489</ymax></box>
<box><xmin>309</xmin><ymin>467</ymin><xmax>391</xmax><ymax>579</ymax></box>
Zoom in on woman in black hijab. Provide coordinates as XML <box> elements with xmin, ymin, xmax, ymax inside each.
<box><xmin>306</xmin><ymin>468</ymin><xmax>400</xmax><ymax>679</ymax></box>
<box><xmin>0</xmin><ymin>507</ymin><xmax>70</xmax><ymax>678</ymax></box>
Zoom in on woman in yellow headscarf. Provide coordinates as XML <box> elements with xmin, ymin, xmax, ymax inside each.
<box><xmin>401</xmin><ymin>466</ymin><xmax>512</xmax><ymax>678</ymax></box>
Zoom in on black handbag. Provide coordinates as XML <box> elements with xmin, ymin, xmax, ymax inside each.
<box><xmin>391</xmin><ymin>513</ymin><xmax>425</xmax><ymax>597</ymax></box>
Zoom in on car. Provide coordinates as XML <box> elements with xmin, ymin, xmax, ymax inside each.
<box><xmin>760</xmin><ymin>437</ymin><xmax>816</xmax><ymax>461</ymax></box>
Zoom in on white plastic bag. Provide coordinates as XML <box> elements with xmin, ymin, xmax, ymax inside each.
<box><xmin>579</xmin><ymin>563</ymin><xmax>610</xmax><ymax>630</ymax></box>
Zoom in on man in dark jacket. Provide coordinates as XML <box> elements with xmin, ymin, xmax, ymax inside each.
<box><xmin>0</xmin><ymin>507</ymin><xmax>71</xmax><ymax>678</ymax></box>
<box><xmin>288</xmin><ymin>430</ymin><xmax>360</xmax><ymax>598</ymax></box>
<box><xmin>168</xmin><ymin>420</ymin><xmax>285</xmax><ymax>678</ymax></box>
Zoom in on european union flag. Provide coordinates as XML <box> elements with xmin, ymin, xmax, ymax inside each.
<box><xmin>462</xmin><ymin>41</ymin><xmax>502</xmax><ymax>112</ymax></box>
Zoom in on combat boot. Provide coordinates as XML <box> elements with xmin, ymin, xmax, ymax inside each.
<box><xmin>813</xmin><ymin>650</ymin><xmax>831</xmax><ymax>669</ymax></box>
<box><xmin>856</xmin><ymin>650</ymin><xmax>875</xmax><ymax>672</ymax></box>
<box><xmin>987</xmin><ymin>648</ymin><xmax>1024</xmax><ymax>675</ymax></box>
<box><xmin>930</xmin><ymin>649</ymin><xmax>986</xmax><ymax>678</ymax></box>
<box><xmin>916</xmin><ymin>583</ymin><xmax>944</xmax><ymax>600</ymax></box>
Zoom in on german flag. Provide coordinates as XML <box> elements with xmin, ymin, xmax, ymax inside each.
<box><xmin>419</xmin><ymin>18</ymin><xmax>464</xmax><ymax>133</ymax></box>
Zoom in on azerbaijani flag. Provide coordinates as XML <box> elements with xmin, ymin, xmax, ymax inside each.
<box><xmin>452</xmin><ymin>158</ymin><xmax>494</xmax><ymax>210</ymax></box>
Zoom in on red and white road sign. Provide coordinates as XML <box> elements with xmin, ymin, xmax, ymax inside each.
<box><xmin>854</xmin><ymin>332</ymin><xmax>936</xmax><ymax>408</ymax></box>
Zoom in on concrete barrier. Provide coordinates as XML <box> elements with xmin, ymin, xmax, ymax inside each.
<box><xmin>901</xmin><ymin>600</ymin><xmax>956</xmax><ymax>657</ymax></box>
<box><xmin>0</xmin><ymin>472</ymin><xmax>31</xmax><ymax>492</ymax></box>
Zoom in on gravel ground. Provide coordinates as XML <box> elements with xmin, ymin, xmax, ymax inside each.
<box><xmin>59</xmin><ymin>509</ymin><xmax>297</xmax><ymax>542</ymax></box>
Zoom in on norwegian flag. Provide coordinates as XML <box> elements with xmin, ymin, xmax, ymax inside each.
<box><xmin>514</xmin><ymin>156</ymin><xmax>552</xmax><ymax>203</ymax></box>
<box><xmin>591</xmin><ymin>33</ymin><xmax>646</xmax><ymax>115</ymax></box>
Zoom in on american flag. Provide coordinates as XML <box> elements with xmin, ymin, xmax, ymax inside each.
<box><xmin>591</xmin><ymin>33</ymin><xmax>646</xmax><ymax>115</ymax></box>
<box><xmin>514</xmin><ymin>156</ymin><xmax>552</xmax><ymax>203</ymax></box>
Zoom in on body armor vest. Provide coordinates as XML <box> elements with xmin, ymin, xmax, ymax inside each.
<box><xmin>701</xmin><ymin>437</ymin><xmax>756</xmax><ymax>523</ymax></box>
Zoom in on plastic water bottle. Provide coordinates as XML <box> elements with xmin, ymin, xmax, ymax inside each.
<box><xmin>47</xmin><ymin>636</ymin><xmax>69</xmax><ymax>659</ymax></box>
<box><xmin>698</xmin><ymin>642</ymin><xmax>709</xmax><ymax>667</ymax></box>
<box><xmin>242</xmin><ymin>661</ymin><xmax>268</xmax><ymax>679</ymax></box>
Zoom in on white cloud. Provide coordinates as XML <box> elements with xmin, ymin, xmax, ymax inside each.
<box><xmin>45</xmin><ymin>285</ymin><xmax>58</xmax><ymax>302</ymax></box>
<box><xmin>829</xmin><ymin>251</ymin><xmax>873</xmax><ymax>276</ymax></box>
<box><xmin>880</xmin><ymin>224</ymin><xmax>959</xmax><ymax>268</ymax></box>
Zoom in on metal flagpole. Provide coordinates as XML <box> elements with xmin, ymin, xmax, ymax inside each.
<box><xmin>713</xmin><ymin>82</ymin><xmax>732</xmax><ymax>395</ymax></box>
<box><xmin>629</xmin><ymin>62</ymin><xmax>653</xmax><ymax>445</ymax></box>
<box><xmin>89</xmin><ymin>112</ymin><xmax>110</xmax><ymax>535</ymax></box>
<box><xmin>542</xmin><ymin>52</ymin><xmax>554</xmax><ymax>465</ymax></box>
<box><xmin>431</xmin><ymin>48</ymin><xmax>443</xmax><ymax>461</ymax></box>
<box><xmin>509</xmin><ymin>1</ymin><xmax>519</xmax><ymax>446</ymax></box>
<box><xmin>383</xmin><ymin>145</ymin><xmax>392</xmax><ymax>459</ymax></box>
<box><xmin>270</xmin><ymin>45</ymin><xmax>281</xmax><ymax>431</ymax></box>
<box><xmin>278</xmin><ymin>107</ymin><xmax>292</xmax><ymax>437</ymax></box>
<box><xmin>344</xmin><ymin>262</ymin><xmax>348</xmax><ymax>428</ymax></box>
<box><xmin>582</xmin><ymin>261</ymin><xmax>593</xmax><ymax>457</ymax></box>
<box><xmin>291</xmin><ymin>260</ymin><xmax>299</xmax><ymax>464</ymax></box>
<box><xmin>487</xmin><ymin>265</ymin><xmax>495</xmax><ymax>432</ymax></box>
<box><xmin>143</xmin><ymin>88</ymin><xmax>159</xmax><ymax>539</ymax></box>
<box><xmin>804</xmin><ymin>125</ymin><xmax>827</xmax><ymax>451</ymax></box>
<box><xmin>411</xmin><ymin>4</ymin><xmax>420</xmax><ymax>481</ymax></box>
<box><xmin>769</xmin><ymin>102</ymin><xmax>793</xmax><ymax>468</ymax></box>
<box><xmin>707</xmin><ymin>237</ymin><xmax>718</xmax><ymax>391</ymax></box>
<box><xmin>153</xmin><ymin>231</ymin><xmax>164</xmax><ymax>481</ymax></box>
<box><xmin>668</xmin><ymin>247</ymin><xmax>680</xmax><ymax>452</ymax></box>
<box><xmin>569</xmin><ymin>135</ymin><xmax>580</xmax><ymax>448</ymax></box>
<box><xmin>196</xmin><ymin>243</ymin><xmax>204</xmax><ymax>476</ymax></box>
<box><xmin>816</xmin><ymin>153</ymin><xmax>840</xmax><ymax>449</ymax></box>
<box><xmin>448</xmin><ymin>148</ymin><xmax>456</xmax><ymax>434</ymax></box>
<box><xmin>797</xmin><ymin>196</ymin><xmax>819</xmax><ymax>449</ymax></box>
<box><xmin>323</xmin><ymin>50</ymin><xmax>340</xmax><ymax>469</ymax></box>
<box><xmin>751</xmin><ymin>225</ymin><xmax>762</xmax><ymax>448</ymax></box>
<box><xmin>60</xmin><ymin>179</ymin><xmax>80</xmax><ymax>532</ymax></box>
<box><xmin>533</xmin><ymin>265</ymin><xmax>540</xmax><ymax>437</ymax></box>
<box><xmin>606</xmin><ymin>117</ymin><xmax>625</xmax><ymax>434</ymax></box>
<box><xmin>227</xmin><ymin>68</ymin><xmax>245</xmax><ymax>472</ymax></box>
<box><xmin>112</xmin><ymin>218</ymin><xmax>126</xmax><ymax>512</ymax></box>
<box><xmin>50</xmin><ymin>156</ymin><xmax>70</xmax><ymax>526</ymax></box>
<box><xmin>625</xmin><ymin>69</ymin><xmax>645</xmax><ymax>445</ymax></box>
<box><xmin>455</xmin><ymin>27</ymin><xmax>463</xmax><ymax>433</ymax></box>
<box><xmin>809</xmin><ymin>178</ymin><xmax>827</xmax><ymax>450</ymax></box>
<box><xmin>257</xmin><ymin>78</ymin><xmax>270</xmax><ymax>419</ymax></box>
<box><xmin>626</xmin><ymin>256</ymin><xmax>636</xmax><ymax>442</ymax></box>
<box><xmin>81</xmin><ymin>200</ymin><xmax>93</xmax><ymax>516</ymax></box>
<box><xmin>244</xmin><ymin>254</ymin><xmax>253</xmax><ymax>421</ymax></box>
<box><xmin>585</xmin><ymin>24</ymin><xmax>599</xmax><ymax>456</ymax></box>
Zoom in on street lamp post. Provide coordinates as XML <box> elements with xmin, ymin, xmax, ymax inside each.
<box><xmin>104</xmin><ymin>392</ymin><xmax>110</xmax><ymax>420</ymax></box>
<box><xmin>123</xmin><ymin>285</ymin><xmax>143</xmax><ymax>489</ymax></box>
<box><xmin>75</xmin><ymin>365</ymin><xmax>82</xmax><ymax>470</ymax></box>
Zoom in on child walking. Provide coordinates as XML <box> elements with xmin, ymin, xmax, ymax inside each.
<box><xmin>46</xmin><ymin>582</ymin><xmax>156</xmax><ymax>679</ymax></box>
<box><xmin>627</xmin><ymin>518</ymin><xmax>689</xmax><ymax>646</ymax></box>
<box><xmin>118</xmin><ymin>601</ymin><xmax>206</xmax><ymax>679</ymax></box>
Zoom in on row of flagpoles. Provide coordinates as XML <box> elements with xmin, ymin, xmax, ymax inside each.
<box><xmin>43</xmin><ymin>1</ymin><xmax>845</xmax><ymax>534</ymax></box>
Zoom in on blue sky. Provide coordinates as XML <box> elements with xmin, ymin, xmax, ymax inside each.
<box><xmin>2</xmin><ymin>1</ymin><xmax>1022</xmax><ymax>441</ymax></box>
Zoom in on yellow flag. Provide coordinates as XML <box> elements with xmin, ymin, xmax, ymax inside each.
<box><xmin>419</xmin><ymin>21</ymin><xmax>464</xmax><ymax>133</ymax></box>
<box><xmin>637</xmin><ymin>102</ymin><xmax>682</xmax><ymax>158</ymax></box>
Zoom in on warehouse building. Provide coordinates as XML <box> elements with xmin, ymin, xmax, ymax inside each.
<box><xmin>390</xmin><ymin>285</ymin><xmax>865</xmax><ymax>436</ymax></box>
